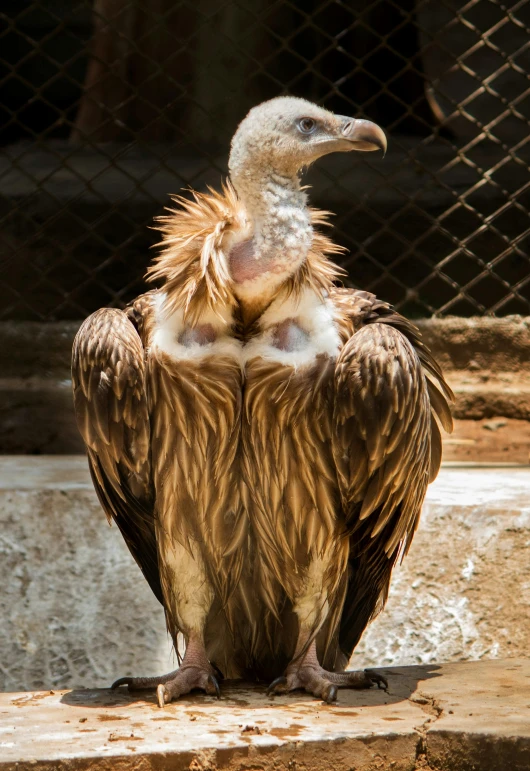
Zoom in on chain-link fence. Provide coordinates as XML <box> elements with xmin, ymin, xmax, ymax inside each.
<box><xmin>1</xmin><ymin>0</ymin><xmax>530</xmax><ymax>320</ymax></box>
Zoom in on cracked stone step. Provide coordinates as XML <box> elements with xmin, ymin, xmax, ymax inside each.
<box><xmin>1</xmin><ymin>659</ymin><xmax>529</xmax><ymax>770</ymax></box>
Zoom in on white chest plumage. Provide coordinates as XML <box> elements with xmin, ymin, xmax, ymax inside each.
<box><xmin>152</xmin><ymin>288</ymin><xmax>341</xmax><ymax>370</ymax></box>
<box><xmin>151</xmin><ymin>293</ymin><xmax>243</xmax><ymax>363</ymax></box>
<box><xmin>244</xmin><ymin>288</ymin><xmax>341</xmax><ymax>368</ymax></box>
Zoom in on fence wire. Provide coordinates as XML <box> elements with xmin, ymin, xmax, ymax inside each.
<box><xmin>1</xmin><ymin>0</ymin><xmax>530</xmax><ymax>320</ymax></box>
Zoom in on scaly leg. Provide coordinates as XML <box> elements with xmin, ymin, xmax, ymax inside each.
<box><xmin>267</xmin><ymin>633</ymin><xmax>387</xmax><ymax>703</ymax></box>
<box><xmin>267</xmin><ymin>553</ymin><xmax>387</xmax><ymax>703</ymax></box>
<box><xmin>112</xmin><ymin>538</ymin><xmax>219</xmax><ymax>707</ymax></box>
<box><xmin>111</xmin><ymin>632</ymin><xmax>221</xmax><ymax>706</ymax></box>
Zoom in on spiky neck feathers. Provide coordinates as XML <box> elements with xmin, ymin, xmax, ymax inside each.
<box><xmin>148</xmin><ymin>182</ymin><xmax>344</xmax><ymax>327</ymax></box>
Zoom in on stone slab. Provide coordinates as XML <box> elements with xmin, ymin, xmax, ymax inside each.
<box><xmin>0</xmin><ymin>659</ymin><xmax>529</xmax><ymax>770</ymax></box>
<box><xmin>0</xmin><ymin>455</ymin><xmax>91</xmax><ymax>490</ymax></box>
<box><xmin>0</xmin><ymin>456</ymin><xmax>176</xmax><ymax>694</ymax></box>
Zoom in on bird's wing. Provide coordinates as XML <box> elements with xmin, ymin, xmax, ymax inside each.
<box><xmin>330</xmin><ymin>289</ymin><xmax>453</xmax><ymax>658</ymax></box>
<box><xmin>71</xmin><ymin>306</ymin><xmax>163</xmax><ymax>604</ymax></box>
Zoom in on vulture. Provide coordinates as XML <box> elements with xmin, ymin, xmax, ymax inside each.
<box><xmin>72</xmin><ymin>97</ymin><xmax>453</xmax><ymax>706</ymax></box>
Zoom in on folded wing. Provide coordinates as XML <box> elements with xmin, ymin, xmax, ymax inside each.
<box><xmin>331</xmin><ymin>291</ymin><xmax>453</xmax><ymax>659</ymax></box>
<box><xmin>72</xmin><ymin>307</ymin><xmax>163</xmax><ymax>603</ymax></box>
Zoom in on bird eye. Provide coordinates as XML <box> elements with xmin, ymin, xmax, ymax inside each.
<box><xmin>298</xmin><ymin>117</ymin><xmax>317</xmax><ymax>135</ymax></box>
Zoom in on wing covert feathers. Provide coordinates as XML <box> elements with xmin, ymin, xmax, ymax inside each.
<box><xmin>334</xmin><ymin>322</ymin><xmax>431</xmax><ymax>555</ymax></box>
<box><xmin>330</xmin><ymin>288</ymin><xmax>453</xmax><ymax>659</ymax></box>
<box><xmin>72</xmin><ymin>307</ymin><xmax>162</xmax><ymax>603</ymax></box>
<box><xmin>331</xmin><ymin>288</ymin><xmax>453</xmax><ymax>558</ymax></box>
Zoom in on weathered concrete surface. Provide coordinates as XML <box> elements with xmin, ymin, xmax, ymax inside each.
<box><xmin>443</xmin><ymin>417</ymin><xmax>530</xmax><ymax>463</ymax></box>
<box><xmin>1</xmin><ymin>457</ymin><xmax>529</xmax><ymax>696</ymax></box>
<box><xmin>414</xmin><ymin>316</ymin><xmax>530</xmax><ymax>420</ymax></box>
<box><xmin>354</xmin><ymin>466</ymin><xmax>530</xmax><ymax>669</ymax></box>
<box><xmin>2</xmin><ymin>317</ymin><xmax>530</xmax><ymax>452</ymax></box>
<box><xmin>0</xmin><ymin>456</ymin><xmax>176</xmax><ymax>694</ymax></box>
<box><xmin>0</xmin><ymin>660</ymin><xmax>529</xmax><ymax>771</ymax></box>
<box><xmin>418</xmin><ymin>316</ymin><xmax>530</xmax><ymax>373</ymax></box>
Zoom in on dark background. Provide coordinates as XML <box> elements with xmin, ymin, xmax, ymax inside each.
<box><xmin>1</xmin><ymin>0</ymin><xmax>530</xmax><ymax>319</ymax></box>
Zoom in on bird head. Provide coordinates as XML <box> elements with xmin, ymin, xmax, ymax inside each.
<box><xmin>229</xmin><ymin>96</ymin><xmax>387</xmax><ymax>183</ymax></box>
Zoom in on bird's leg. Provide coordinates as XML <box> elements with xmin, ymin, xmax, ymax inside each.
<box><xmin>267</xmin><ymin>555</ymin><xmax>387</xmax><ymax>703</ymax></box>
<box><xmin>112</xmin><ymin>539</ymin><xmax>220</xmax><ymax>706</ymax></box>
<box><xmin>155</xmin><ymin>631</ymin><xmax>221</xmax><ymax>707</ymax></box>
<box><xmin>112</xmin><ymin>632</ymin><xmax>220</xmax><ymax>706</ymax></box>
<box><xmin>267</xmin><ymin>634</ymin><xmax>387</xmax><ymax>703</ymax></box>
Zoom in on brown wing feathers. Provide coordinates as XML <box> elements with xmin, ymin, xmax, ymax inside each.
<box><xmin>331</xmin><ymin>289</ymin><xmax>453</xmax><ymax>660</ymax></box>
<box><xmin>333</xmin><ymin>321</ymin><xmax>431</xmax><ymax>554</ymax></box>
<box><xmin>72</xmin><ymin>307</ymin><xmax>163</xmax><ymax>604</ymax></box>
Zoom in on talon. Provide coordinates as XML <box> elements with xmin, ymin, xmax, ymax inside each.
<box><xmin>267</xmin><ymin>676</ymin><xmax>287</xmax><ymax>695</ymax></box>
<box><xmin>111</xmin><ymin>677</ymin><xmax>131</xmax><ymax>690</ymax></box>
<box><xmin>323</xmin><ymin>684</ymin><xmax>338</xmax><ymax>704</ymax></box>
<box><xmin>157</xmin><ymin>684</ymin><xmax>168</xmax><ymax>708</ymax></box>
<box><xmin>208</xmin><ymin>674</ymin><xmax>221</xmax><ymax>699</ymax></box>
<box><xmin>365</xmin><ymin>669</ymin><xmax>388</xmax><ymax>690</ymax></box>
<box><xmin>211</xmin><ymin>662</ymin><xmax>225</xmax><ymax>681</ymax></box>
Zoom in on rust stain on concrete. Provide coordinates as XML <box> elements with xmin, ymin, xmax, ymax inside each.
<box><xmin>269</xmin><ymin>723</ymin><xmax>303</xmax><ymax>738</ymax></box>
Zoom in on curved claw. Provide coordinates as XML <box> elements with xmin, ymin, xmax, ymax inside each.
<box><xmin>323</xmin><ymin>684</ymin><xmax>338</xmax><ymax>704</ymax></box>
<box><xmin>267</xmin><ymin>676</ymin><xmax>288</xmax><ymax>696</ymax></box>
<box><xmin>111</xmin><ymin>677</ymin><xmax>132</xmax><ymax>690</ymax></box>
<box><xmin>208</xmin><ymin>674</ymin><xmax>221</xmax><ymax>699</ymax></box>
<box><xmin>365</xmin><ymin>669</ymin><xmax>388</xmax><ymax>691</ymax></box>
<box><xmin>211</xmin><ymin>663</ymin><xmax>225</xmax><ymax>681</ymax></box>
<box><xmin>157</xmin><ymin>684</ymin><xmax>168</xmax><ymax>708</ymax></box>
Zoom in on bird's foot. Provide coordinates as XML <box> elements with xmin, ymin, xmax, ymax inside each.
<box><xmin>156</xmin><ymin>666</ymin><xmax>221</xmax><ymax>707</ymax></box>
<box><xmin>112</xmin><ymin>664</ymin><xmax>221</xmax><ymax>706</ymax></box>
<box><xmin>112</xmin><ymin>631</ymin><xmax>221</xmax><ymax>706</ymax></box>
<box><xmin>267</xmin><ymin>666</ymin><xmax>387</xmax><ymax>704</ymax></box>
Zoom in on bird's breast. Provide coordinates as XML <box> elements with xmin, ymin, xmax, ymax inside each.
<box><xmin>271</xmin><ymin>318</ymin><xmax>310</xmax><ymax>352</ymax></box>
<box><xmin>151</xmin><ymin>292</ymin><xmax>243</xmax><ymax>364</ymax></box>
<box><xmin>243</xmin><ymin>288</ymin><xmax>341</xmax><ymax>369</ymax></box>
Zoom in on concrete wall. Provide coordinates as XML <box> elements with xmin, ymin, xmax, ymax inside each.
<box><xmin>0</xmin><ymin>457</ymin><xmax>175</xmax><ymax>693</ymax></box>
<box><xmin>355</xmin><ymin>467</ymin><xmax>530</xmax><ymax>669</ymax></box>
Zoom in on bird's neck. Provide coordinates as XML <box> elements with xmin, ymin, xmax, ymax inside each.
<box><xmin>230</xmin><ymin>170</ymin><xmax>313</xmax><ymax>316</ymax></box>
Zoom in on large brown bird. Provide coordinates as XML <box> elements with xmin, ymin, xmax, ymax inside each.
<box><xmin>72</xmin><ymin>97</ymin><xmax>453</xmax><ymax>706</ymax></box>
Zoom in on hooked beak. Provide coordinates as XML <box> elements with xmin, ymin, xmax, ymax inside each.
<box><xmin>339</xmin><ymin>117</ymin><xmax>387</xmax><ymax>155</ymax></box>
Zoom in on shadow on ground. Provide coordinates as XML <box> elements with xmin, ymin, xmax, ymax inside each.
<box><xmin>60</xmin><ymin>664</ymin><xmax>442</xmax><ymax>711</ymax></box>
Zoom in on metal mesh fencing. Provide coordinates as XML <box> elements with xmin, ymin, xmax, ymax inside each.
<box><xmin>1</xmin><ymin>0</ymin><xmax>530</xmax><ymax>320</ymax></box>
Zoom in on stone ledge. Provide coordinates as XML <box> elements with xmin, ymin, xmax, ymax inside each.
<box><xmin>1</xmin><ymin>659</ymin><xmax>529</xmax><ymax>771</ymax></box>
<box><xmin>444</xmin><ymin>371</ymin><xmax>530</xmax><ymax>420</ymax></box>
